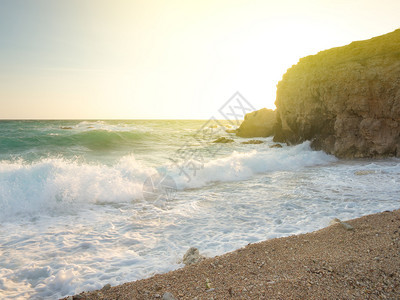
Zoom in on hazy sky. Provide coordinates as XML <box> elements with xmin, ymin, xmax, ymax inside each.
<box><xmin>0</xmin><ymin>0</ymin><xmax>399</xmax><ymax>119</ymax></box>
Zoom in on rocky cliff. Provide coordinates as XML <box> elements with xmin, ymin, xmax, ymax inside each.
<box><xmin>274</xmin><ymin>29</ymin><xmax>400</xmax><ymax>158</ymax></box>
<box><xmin>236</xmin><ymin>108</ymin><xmax>276</xmax><ymax>138</ymax></box>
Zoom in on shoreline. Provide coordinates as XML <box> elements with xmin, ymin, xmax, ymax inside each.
<box><xmin>65</xmin><ymin>209</ymin><xmax>400</xmax><ymax>299</ymax></box>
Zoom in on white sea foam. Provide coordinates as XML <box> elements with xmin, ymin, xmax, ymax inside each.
<box><xmin>171</xmin><ymin>141</ymin><xmax>337</xmax><ymax>189</ymax></box>
<box><xmin>0</xmin><ymin>156</ymin><xmax>154</xmax><ymax>221</ymax></box>
<box><xmin>1</xmin><ymin>142</ymin><xmax>400</xmax><ymax>299</ymax></box>
<box><xmin>0</xmin><ymin>142</ymin><xmax>335</xmax><ymax>220</ymax></box>
<box><xmin>76</xmin><ymin>120</ymin><xmax>154</xmax><ymax>133</ymax></box>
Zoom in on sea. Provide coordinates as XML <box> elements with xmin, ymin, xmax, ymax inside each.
<box><xmin>0</xmin><ymin>119</ymin><xmax>399</xmax><ymax>299</ymax></box>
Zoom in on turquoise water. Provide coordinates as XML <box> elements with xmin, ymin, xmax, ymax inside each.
<box><xmin>0</xmin><ymin>120</ymin><xmax>399</xmax><ymax>299</ymax></box>
<box><xmin>0</xmin><ymin>120</ymin><xmax>214</xmax><ymax>163</ymax></box>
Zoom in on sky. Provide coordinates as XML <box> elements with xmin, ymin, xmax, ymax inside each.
<box><xmin>0</xmin><ymin>0</ymin><xmax>399</xmax><ymax>119</ymax></box>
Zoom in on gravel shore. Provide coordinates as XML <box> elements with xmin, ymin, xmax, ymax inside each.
<box><xmin>66</xmin><ymin>209</ymin><xmax>400</xmax><ymax>299</ymax></box>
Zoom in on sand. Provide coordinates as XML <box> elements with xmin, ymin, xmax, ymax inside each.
<box><xmin>65</xmin><ymin>209</ymin><xmax>400</xmax><ymax>299</ymax></box>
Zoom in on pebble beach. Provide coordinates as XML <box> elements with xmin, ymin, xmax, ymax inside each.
<box><xmin>67</xmin><ymin>209</ymin><xmax>400</xmax><ymax>299</ymax></box>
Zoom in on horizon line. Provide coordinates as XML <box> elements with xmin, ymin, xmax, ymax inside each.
<box><xmin>0</xmin><ymin>118</ymin><xmax>244</xmax><ymax>121</ymax></box>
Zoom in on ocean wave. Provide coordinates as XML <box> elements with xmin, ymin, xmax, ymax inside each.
<box><xmin>170</xmin><ymin>141</ymin><xmax>337</xmax><ymax>189</ymax></box>
<box><xmin>0</xmin><ymin>156</ymin><xmax>155</xmax><ymax>221</ymax></box>
<box><xmin>0</xmin><ymin>129</ymin><xmax>151</xmax><ymax>155</ymax></box>
<box><xmin>0</xmin><ymin>142</ymin><xmax>337</xmax><ymax>221</ymax></box>
<box><xmin>68</xmin><ymin>130</ymin><xmax>150</xmax><ymax>150</ymax></box>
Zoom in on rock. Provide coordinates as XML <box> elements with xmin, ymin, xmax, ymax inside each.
<box><xmin>182</xmin><ymin>247</ymin><xmax>205</xmax><ymax>265</ymax></box>
<box><xmin>162</xmin><ymin>292</ymin><xmax>176</xmax><ymax>300</ymax></box>
<box><xmin>67</xmin><ymin>296</ymin><xmax>85</xmax><ymax>300</ymax></box>
<box><xmin>212</xmin><ymin>137</ymin><xmax>234</xmax><ymax>143</ymax></box>
<box><xmin>329</xmin><ymin>218</ymin><xmax>342</xmax><ymax>225</ymax></box>
<box><xmin>241</xmin><ymin>139</ymin><xmax>264</xmax><ymax>144</ymax></box>
<box><xmin>205</xmin><ymin>278</ymin><xmax>211</xmax><ymax>289</ymax></box>
<box><xmin>274</xmin><ymin>29</ymin><xmax>400</xmax><ymax>158</ymax></box>
<box><xmin>225</xmin><ymin>129</ymin><xmax>237</xmax><ymax>134</ymax></box>
<box><xmin>269</xmin><ymin>143</ymin><xmax>283</xmax><ymax>148</ymax></box>
<box><xmin>340</xmin><ymin>222</ymin><xmax>354</xmax><ymax>231</ymax></box>
<box><xmin>330</xmin><ymin>218</ymin><xmax>354</xmax><ymax>231</ymax></box>
<box><xmin>101</xmin><ymin>283</ymin><xmax>111</xmax><ymax>291</ymax></box>
<box><xmin>236</xmin><ymin>108</ymin><xmax>276</xmax><ymax>138</ymax></box>
<box><xmin>354</xmin><ymin>170</ymin><xmax>375</xmax><ymax>175</ymax></box>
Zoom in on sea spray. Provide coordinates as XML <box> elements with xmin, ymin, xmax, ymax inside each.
<box><xmin>0</xmin><ymin>142</ymin><xmax>335</xmax><ymax>221</ymax></box>
<box><xmin>0</xmin><ymin>156</ymin><xmax>154</xmax><ymax>221</ymax></box>
<box><xmin>1</xmin><ymin>120</ymin><xmax>399</xmax><ymax>299</ymax></box>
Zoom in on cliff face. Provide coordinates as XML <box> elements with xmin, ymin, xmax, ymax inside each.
<box><xmin>236</xmin><ymin>108</ymin><xmax>276</xmax><ymax>138</ymax></box>
<box><xmin>274</xmin><ymin>29</ymin><xmax>400</xmax><ymax>158</ymax></box>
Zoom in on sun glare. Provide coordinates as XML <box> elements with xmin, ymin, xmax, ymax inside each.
<box><xmin>0</xmin><ymin>0</ymin><xmax>399</xmax><ymax>119</ymax></box>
